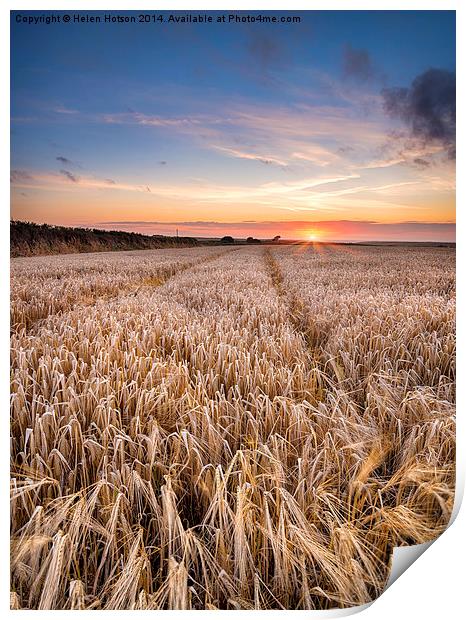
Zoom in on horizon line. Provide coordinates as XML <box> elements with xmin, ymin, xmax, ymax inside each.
<box><xmin>10</xmin><ymin>219</ymin><xmax>456</xmax><ymax>245</ymax></box>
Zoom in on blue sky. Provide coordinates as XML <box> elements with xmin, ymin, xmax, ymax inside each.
<box><xmin>11</xmin><ymin>11</ymin><xmax>455</xmax><ymax>240</ymax></box>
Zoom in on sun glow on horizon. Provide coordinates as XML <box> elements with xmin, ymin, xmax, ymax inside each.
<box><xmin>306</xmin><ymin>230</ymin><xmax>322</xmax><ymax>242</ymax></box>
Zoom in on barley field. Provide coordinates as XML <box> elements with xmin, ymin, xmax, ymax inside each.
<box><xmin>10</xmin><ymin>244</ymin><xmax>455</xmax><ymax>610</ymax></box>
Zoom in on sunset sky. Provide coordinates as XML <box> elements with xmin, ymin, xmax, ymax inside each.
<box><xmin>11</xmin><ymin>10</ymin><xmax>455</xmax><ymax>241</ymax></box>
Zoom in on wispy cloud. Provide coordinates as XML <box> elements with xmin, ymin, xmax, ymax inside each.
<box><xmin>8</xmin><ymin>167</ymin><xmax>371</xmax><ymax>214</ymax></box>
<box><xmin>102</xmin><ymin>111</ymin><xmax>205</xmax><ymax>129</ymax></box>
<box><xmin>53</xmin><ymin>105</ymin><xmax>79</xmax><ymax>115</ymax></box>
<box><xmin>10</xmin><ymin>170</ymin><xmax>154</xmax><ymax>193</ymax></box>
<box><xmin>10</xmin><ymin>169</ymin><xmax>33</xmax><ymax>183</ymax></box>
<box><xmin>9</xmin><ymin>167</ymin><xmax>427</xmax><ymax>216</ymax></box>
<box><xmin>212</xmin><ymin>145</ymin><xmax>288</xmax><ymax>167</ymax></box>
<box><xmin>95</xmin><ymin>102</ymin><xmax>388</xmax><ymax>170</ymax></box>
<box><xmin>59</xmin><ymin>169</ymin><xmax>79</xmax><ymax>183</ymax></box>
<box><xmin>363</xmin><ymin>141</ymin><xmax>445</xmax><ymax>170</ymax></box>
<box><xmin>291</xmin><ymin>145</ymin><xmax>341</xmax><ymax>166</ymax></box>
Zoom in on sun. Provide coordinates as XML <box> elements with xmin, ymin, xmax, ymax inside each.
<box><xmin>307</xmin><ymin>231</ymin><xmax>321</xmax><ymax>242</ymax></box>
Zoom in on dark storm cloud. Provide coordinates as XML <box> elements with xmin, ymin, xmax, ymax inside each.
<box><xmin>382</xmin><ymin>69</ymin><xmax>456</xmax><ymax>159</ymax></box>
<box><xmin>60</xmin><ymin>169</ymin><xmax>79</xmax><ymax>183</ymax></box>
<box><xmin>342</xmin><ymin>45</ymin><xmax>377</xmax><ymax>82</ymax></box>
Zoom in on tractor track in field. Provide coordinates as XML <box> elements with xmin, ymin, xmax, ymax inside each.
<box><xmin>263</xmin><ymin>248</ymin><xmax>319</xmax><ymax>353</ymax></box>
<box><xmin>263</xmin><ymin>247</ymin><xmax>330</xmax><ymax>399</ymax></box>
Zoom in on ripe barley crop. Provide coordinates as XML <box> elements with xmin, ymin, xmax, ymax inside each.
<box><xmin>10</xmin><ymin>244</ymin><xmax>455</xmax><ymax>609</ymax></box>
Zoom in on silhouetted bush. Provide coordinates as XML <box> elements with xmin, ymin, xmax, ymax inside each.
<box><xmin>220</xmin><ymin>236</ymin><xmax>235</xmax><ymax>244</ymax></box>
<box><xmin>10</xmin><ymin>221</ymin><xmax>199</xmax><ymax>257</ymax></box>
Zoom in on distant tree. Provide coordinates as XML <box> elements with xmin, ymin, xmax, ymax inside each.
<box><xmin>220</xmin><ymin>236</ymin><xmax>235</xmax><ymax>244</ymax></box>
<box><xmin>272</xmin><ymin>235</ymin><xmax>281</xmax><ymax>243</ymax></box>
<box><xmin>246</xmin><ymin>237</ymin><xmax>261</xmax><ymax>244</ymax></box>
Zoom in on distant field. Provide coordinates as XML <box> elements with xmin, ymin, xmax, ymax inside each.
<box><xmin>10</xmin><ymin>245</ymin><xmax>455</xmax><ymax>610</ymax></box>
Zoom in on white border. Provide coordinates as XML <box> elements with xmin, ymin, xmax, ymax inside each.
<box><xmin>2</xmin><ymin>2</ymin><xmax>463</xmax><ymax>618</ymax></box>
